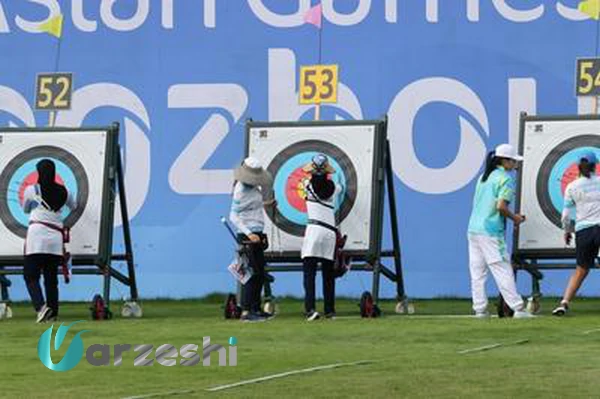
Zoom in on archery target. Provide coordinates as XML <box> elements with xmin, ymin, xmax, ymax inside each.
<box><xmin>0</xmin><ymin>130</ymin><xmax>109</xmax><ymax>258</ymax></box>
<box><xmin>518</xmin><ymin>118</ymin><xmax>600</xmax><ymax>252</ymax></box>
<box><xmin>247</xmin><ymin>123</ymin><xmax>381</xmax><ymax>254</ymax></box>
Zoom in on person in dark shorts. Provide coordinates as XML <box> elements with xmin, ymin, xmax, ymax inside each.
<box><xmin>22</xmin><ymin>159</ymin><xmax>77</xmax><ymax>323</ymax></box>
<box><xmin>553</xmin><ymin>151</ymin><xmax>600</xmax><ymax>316</ymax></box>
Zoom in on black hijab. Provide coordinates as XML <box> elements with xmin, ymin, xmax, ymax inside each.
<box><xmin>37</xmin><ymin>159</ymin><xmax>67</xmax><ymax>212</ymax></box>
<box><xmin>310</xmin><ymin>173</ymin><xmax>335</xmax><ymax>201</ymax></box>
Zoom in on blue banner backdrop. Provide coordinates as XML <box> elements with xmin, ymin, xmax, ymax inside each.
<box><xmin>0</xmin><ymin>1</ymin><xmax>597</xmax><ymax>300</ymax></box>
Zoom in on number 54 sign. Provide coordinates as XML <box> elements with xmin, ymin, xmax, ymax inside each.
<box><xmin>299</xmin><ymin>65</ymin><xmax>338</xmax><ymax>105</ymax></box>
<box><xmin>576</xmin><ymin>58</ymin><xmax>600</xmax><ymax>96</ymax></box>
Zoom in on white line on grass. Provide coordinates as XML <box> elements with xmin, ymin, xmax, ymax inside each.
<box><xmin>582</xmin><ymin>328</ymin><xmax>600</xmax><ymax>335</ymax></box>
<box><xmin>122</xmin><ymin>390</ymin><xmax>194</xmax><ymax>399</ymax></box>
<box><xmin>205</xmin><ymin>360</ymin><xmax>375</xmax><ymax>392</ymax></box>
<box><xmin>458</xmin><ymin>339</ymin><xmax>529</xmax><ymax>354</ymax></box>
<box><xmin>121</xmin><ymin>360</ymin><xmax>375</xmax><ymax>398</ymax></box>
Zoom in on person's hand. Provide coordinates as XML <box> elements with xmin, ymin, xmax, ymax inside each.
<box><xmin>564</xmin><ymin>232</ymin><xmax>572</xmax><ymax>246</ymax></box>
<box><xmin>248</xmin><ymin>234</ymin><xmax>261</xmax><ymax>243</ymax></box>
<box><xmin>513</xmin><ymin>214</ymin><xmax>526</xmax><ymax>226</ymax></box>
<box><xmin>264</xmin><ymin>199</ymin><xmax>277</xmax><ymax>207</ymax></box>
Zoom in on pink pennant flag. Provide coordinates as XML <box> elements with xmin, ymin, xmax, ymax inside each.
<box><xmin>304</xmin><ymin>3</ymin><xmax>322</xmax><ymax>28</ymax></box>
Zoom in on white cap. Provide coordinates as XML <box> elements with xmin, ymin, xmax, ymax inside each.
<box><xmin>243</xmin><ymin>157</ymin><xmax>263</xmax><ymax>169</ymax></box>
<box><xmin>495</xmin><ymin>144</ymin><xmax>523</xmax><ymax>161</ymax></box>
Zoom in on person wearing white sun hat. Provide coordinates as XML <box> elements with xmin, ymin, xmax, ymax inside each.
<box><xmin>230</xmin><ymin>157</ymin><xmax>275</xmax><ymax>322</ymax></box>
<box><xmin>467</xmin><ymin>144</ymin><xmax>534</xmax><ymax>319</ymax></box>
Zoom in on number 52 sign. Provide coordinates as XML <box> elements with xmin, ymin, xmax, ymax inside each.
<box><xmin>299</xmin><ymin>65</ymin><xmax>338</xmax><ymax>105</ymax></box>
<box><xmin>35</xmin><ymin>72</ymin><xmax>73</xmax><ymax>110</ymax></box>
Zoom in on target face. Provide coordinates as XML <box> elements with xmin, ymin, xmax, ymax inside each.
<box><xmin>0</xmin><ymin>146</ymin><xmax>89</xmax><ymax>238</ymax></box>
<box><xmin>248</xmin><ymin>122</ymin><xmax>384</xmax><ymax>255</ymax></box>
<box><xmin>0</xmin><ymin>130</ymin><xmax>110</xmax><ymax>259</ymax></box>
<box><xmin>265</xmin><ymin>140</ymin><xmax>357</xmax><ymax>237</ymax></box>
<box><xmin>518</xmin><ymin>118</ymin><xmax>600</xmax><ymax>253</ymax></box>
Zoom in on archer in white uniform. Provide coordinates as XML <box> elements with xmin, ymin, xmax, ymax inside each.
<box><xmin>302</xmin><ymin>154</ymin><xmax>342</xmax><ymax>321</ymax></box>
<box><xmin>22</xmin><ymin>159</ymin><xmax>76</xmax><ymax>323</ymax></box>
<box><xmin>552</xmin><ymin>151</ymin><xmax>600</xmax><ymax>316</ymax></box>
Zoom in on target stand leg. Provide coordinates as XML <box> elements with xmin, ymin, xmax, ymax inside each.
<box><xmin>371</xmin><ymin>260</ymin><xmax>382</xmax><ymax>304</ymax></box>
<box><xmin>103</xmin><ymin>266</ymin><xmax>111</xmax><ymax>310</ymax></box>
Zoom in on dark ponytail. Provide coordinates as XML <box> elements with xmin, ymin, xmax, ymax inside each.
<box><xmin>481</xmin><ymin>151</ymin><xmax>502</xmax><ymax>182</ymax></box>
<box><xmin>579</xmin><ymin>160</ymin><xmax>596</xmax><ymax>178</ymax></box>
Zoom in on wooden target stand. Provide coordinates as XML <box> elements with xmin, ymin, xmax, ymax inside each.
<box><xmin>0</xmin><ymin>123</ymin><xmax>140</xmax><ymax>318</ymax></box>
<box><xmin>244</xmin><ymin>117</ymin><xmax>411</xmax><ymax>314</ymax></box>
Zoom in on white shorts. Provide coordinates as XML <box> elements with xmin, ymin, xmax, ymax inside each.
<box><xmin>468</xmin><ymin>234</ymin><xmax>509</xmax><ymax>265</ymax></box>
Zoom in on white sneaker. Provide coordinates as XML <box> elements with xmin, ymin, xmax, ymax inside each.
<box><xmin>306</xmin><ymin>311</ymin><xmax>320</xmax><ymax>321</ymax></box>
<box><xmin>36</xmin><ymin>305</ymin><xmax>51</xmax><ymax>324</ymax></box>
<box><xmin>513</xmin><ymin>310</ymin><xmax>535</xmax><ymax>319</ymax></box>
<box><xmin>474</xmin><ymin>311</ymin><xmax>490</xmax><ymax>318</ymax></box>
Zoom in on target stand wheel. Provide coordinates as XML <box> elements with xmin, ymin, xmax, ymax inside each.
<box><xmin>121</xmin><ymin>301</ymin><xmax>143</xmax><ymax>318</ymax></box>
<box><xmin>526</xmin><ymin>296</ymin><xmax>541</xmax><ymax>314</ymax></box>
<box><xmin>395</xmin><ymin>298</ymin><xmax>415</xmax><ymax>315</ymax></box>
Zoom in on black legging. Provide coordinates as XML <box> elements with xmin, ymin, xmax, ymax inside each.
<box><xmin>238</xmin><ymin>233</ymin><xmax>266</xmax><ymax>313</ymax></box>
<box><xmin>24</xmin><ymin>254</ymin><xmax>62</xmax><ymax>316</ymax></box>
<box><xmin>303</xmin><ymin>257</ymin><xmax>335</xmax><ymax>314</ymax></box>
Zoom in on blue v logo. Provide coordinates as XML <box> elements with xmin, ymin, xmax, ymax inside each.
<box><xmin>37</xmin><ymin>321</ymin><xmax>89</xmax><ymax>372</ymax></box>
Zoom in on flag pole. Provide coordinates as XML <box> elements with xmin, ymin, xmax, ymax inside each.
<box><xmin>314</xmin><ymin>8</ymin><xmax>323</xmax><ymax>121</ymax></box>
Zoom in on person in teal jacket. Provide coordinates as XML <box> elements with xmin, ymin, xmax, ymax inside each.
<box><xmin>467</xmin><ymin>144</ymin><xmax>533</xmax><ymax>318</ymax></box>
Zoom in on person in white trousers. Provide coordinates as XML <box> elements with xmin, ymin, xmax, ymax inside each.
<box><xmin>467</xmin><ymin>144</ymin><xmax>534</xmax><ymax>318</ymax></box>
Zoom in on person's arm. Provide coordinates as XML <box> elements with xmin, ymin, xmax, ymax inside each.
<box><xmin>22</xmin><ymin>186</ymin><xmax>38</xmax><ymax>214</ymax></box>
<box><xmin>229</xmin><ymin>184</ymin><xmax>259</xmax><ymax>242</ymax></box>
<box><xmin>496</xmin><ymin>175</ymin><xmax>525</xmax><ymax>225</ymax></box>
<box><xmin>561</xmin><ymin>186</ymin><xmax>576</xmax><ymax>245</ymax></box>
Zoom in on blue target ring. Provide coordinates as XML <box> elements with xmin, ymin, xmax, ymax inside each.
<box><xmin>0</xmin><ymin>146</ymin><xmax>88</xmax><ymax>238</ymax></box>
<box><xmin>264</xmin><ymin>140</ymin><xmax>357</xmax><ymax>237</ymax></box>
<box><xmin>273</xmin><ymin>152</ymin><xmax>347</xmax><ymax>226</ymax></box>
<box><xmin>536</xmin><ymin>135</ymin><xmax>600</xmax><ymax>227</ymax></box>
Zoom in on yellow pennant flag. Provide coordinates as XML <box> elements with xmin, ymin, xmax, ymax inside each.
<box><xmin>579</xmin><ymin>0</ymin><xmax>600</xmax><ymax>20</ymax></box>
<box><xmin>39</xmin><ymin>14</ymin><xmax>63</xmax><ymax>38</ymax></box>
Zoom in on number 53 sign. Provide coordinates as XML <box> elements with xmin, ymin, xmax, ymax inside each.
<box><xmin>299</xmin><ymin>65</ymin><xmax>338</xmax><ymax>105</ymax></box>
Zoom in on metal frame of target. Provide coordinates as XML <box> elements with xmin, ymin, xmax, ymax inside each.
<box><xmin>513</xmin><ymin>112</ymin><xmax>600</xmax><ymax>304</ymax></box>
<box><xmin>244</xmin><ymin>118</ymin><xmax>406</xmax><ymax>306</ymax></box>
<box><xmin>0</xmin><ymin>123</ymin><xmax>138</xmax><ymax>307</ymax></box>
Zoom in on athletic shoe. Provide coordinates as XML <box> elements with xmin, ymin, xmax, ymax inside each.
<box><xmin>474</xmin><ymin>311</ymin><xmax>490</xmax><ymax>318</ymax></box>
<box><xmin>36</xmin><ymin>305</ymin><xmax>52</xmax><ymax>324</ymax></box>
<box><xmin>306</xmin><ymin>311</ymin><xmax>320</xmax><ymax>321</ymax></box>
<box><xmin>552</xmin><ymin>302</ymin><xmax>569</xmax><ymax>317</ymax></box>
<box><xmin>513</xmin><ymin>310</ymin><xmax>535</xmax><ymax>319</ymax></box>
<box><xmin>324</xmin><ymin>312</ymin><xmax>336</xmax><ymax>320</ymax></box>
<box><xmin>240</xmin><ymin>312</ymin><xmax>265</xmax><ymax>323</ymax></box>
<box><xmin>257</xmin><ymin>311</ymin><xmax>275</xmax><ymax>320</ymax></box>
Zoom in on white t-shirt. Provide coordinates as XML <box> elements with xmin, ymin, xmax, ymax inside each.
<box><xmin>561</xmin><ymin>175</ymin><xmax>600</xmax><ymax>233</ymax></box>
<box><xmin>22</xmin><ymin>185</ymin><xmax>77</xmax><ymax>255</ymax></box>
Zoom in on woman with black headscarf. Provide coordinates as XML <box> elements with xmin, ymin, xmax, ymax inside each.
<box><xmin>22</xmin><ymin>159</ymin><xmax>76</xmax><ymax>323</ymax></box>
<box><xmin>301</xmin><ymin>154</ymin><xmax>342</xmax><ymax>321</ymax></box>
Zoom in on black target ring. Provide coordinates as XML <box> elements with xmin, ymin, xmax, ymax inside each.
<box><xmin>0</xmin><ymin>145</ymin><xmax>89</xmax><ymax>238</ymax></box>
<box><xmin>536</xmin><ymin>135</ymin><xmax>600</xmax><ymax>228</ymax></box>
<box><xmin>264</xmin><ymin>140</ymin><xmax>358</xmax><ymax>237</ymax></box>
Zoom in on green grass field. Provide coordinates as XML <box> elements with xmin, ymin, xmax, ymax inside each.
<box><xmin>2</xmin><ymin>296</ymin><xmax>600</xmax><ymax>398</ymax></box>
